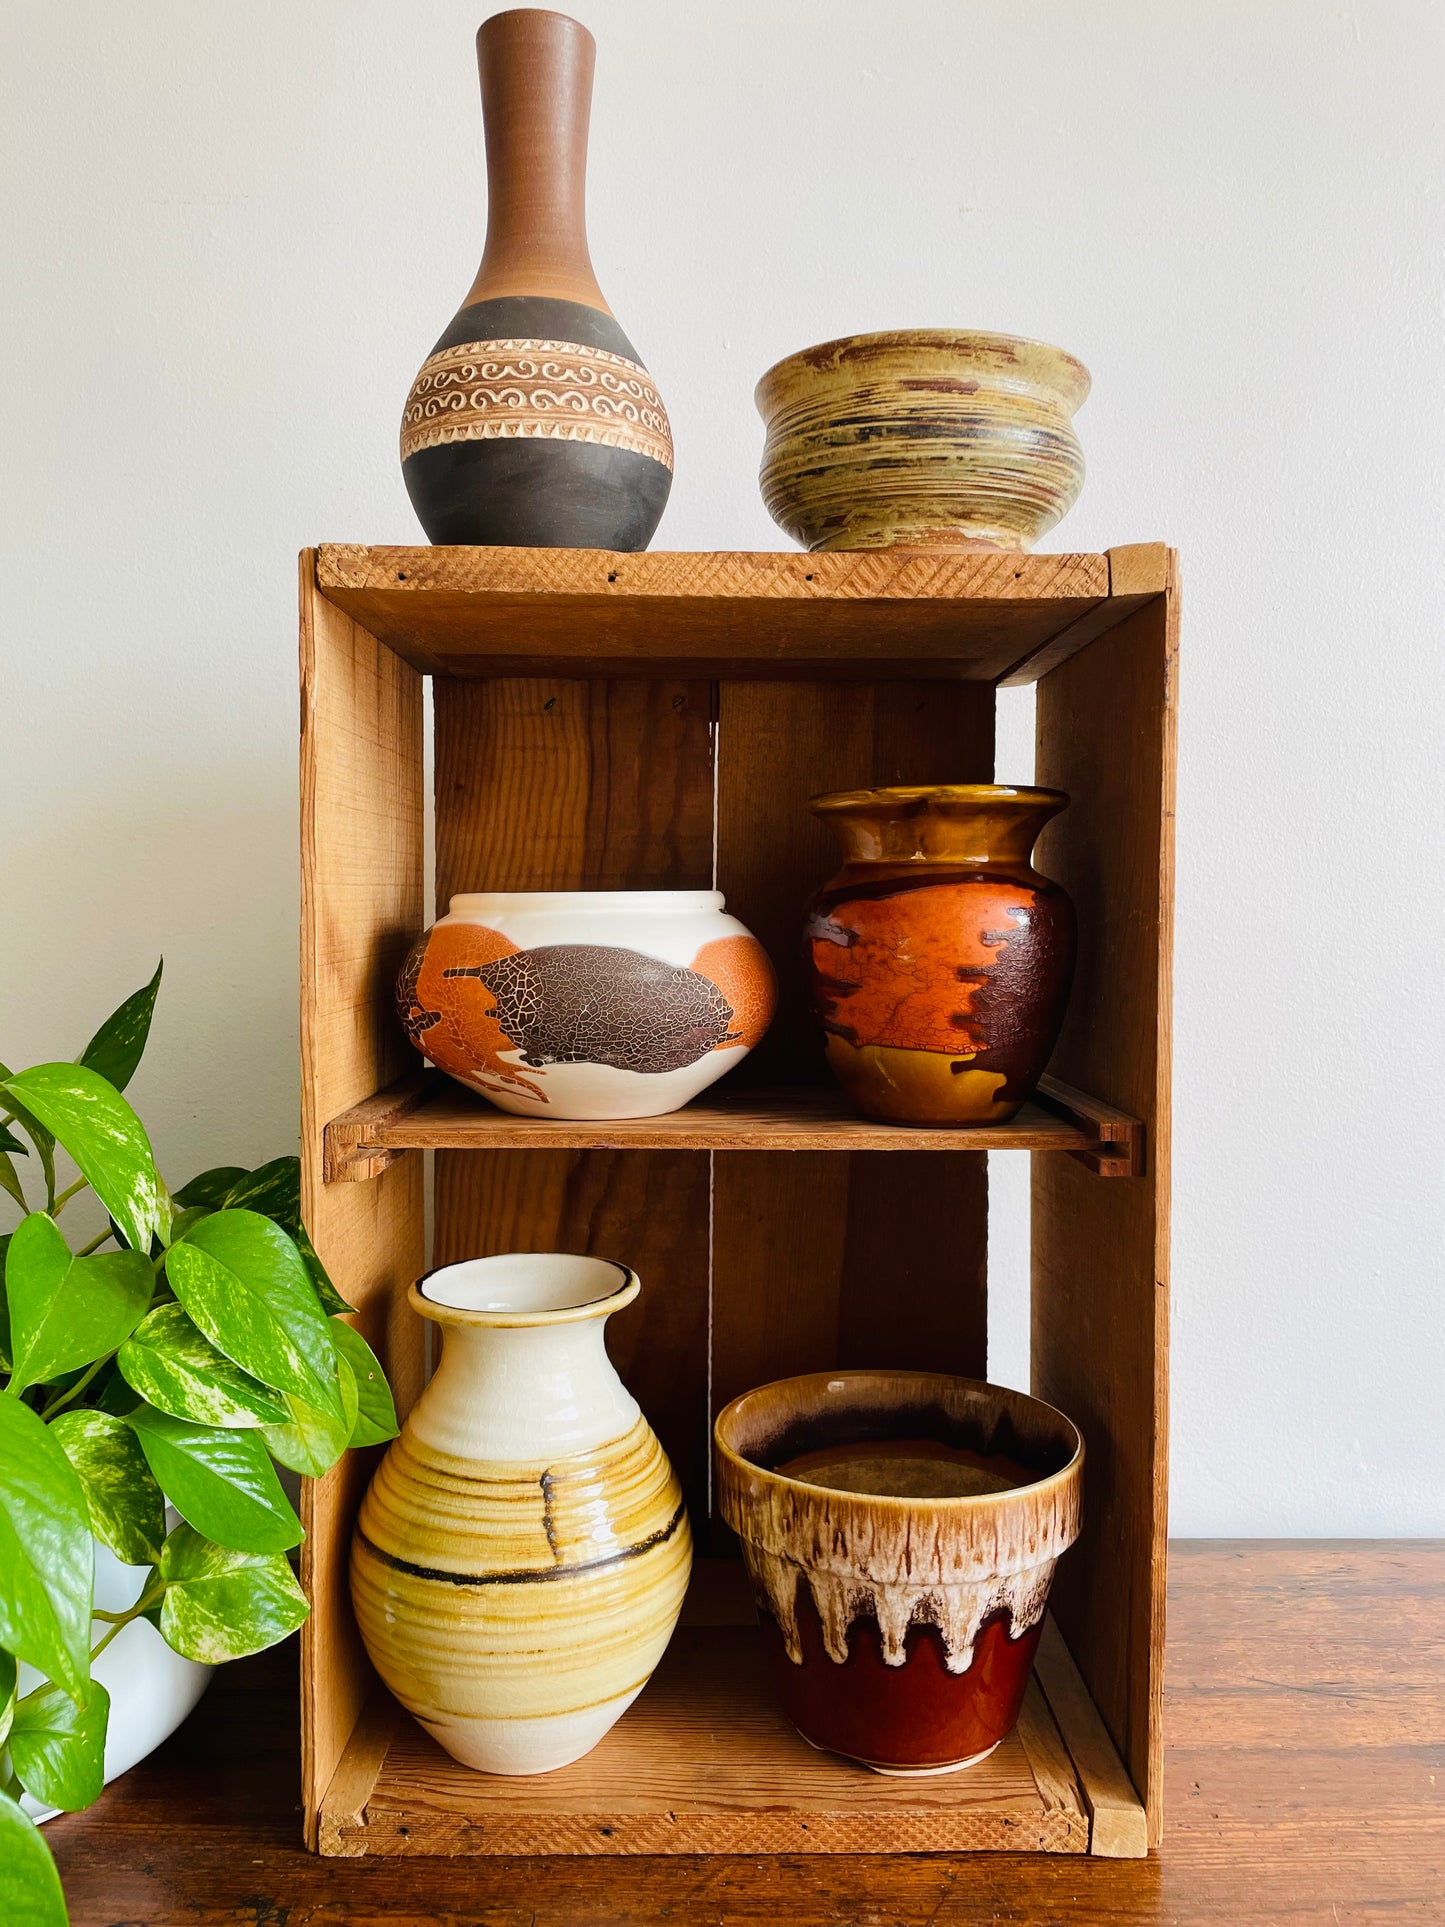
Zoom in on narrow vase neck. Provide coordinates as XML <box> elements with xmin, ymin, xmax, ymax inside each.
<box><xmin>413</xmin><ymin>1318</ymin><xmax>638</xmax><ymax>1462</ymax></box>
<box><xmin>463</xmin><ymin>9</ymin><xmax>609</xmax><ymax>313</ymax></box>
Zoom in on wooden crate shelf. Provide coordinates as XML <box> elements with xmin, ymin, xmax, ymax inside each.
<box><xmin>299</xmin><ymin>539</ymin><xmax>1176</xmax><ymax>1863</ymax></box>
<box><xmin>322</xmin><ymin>1071</ymin><xmax>1144</xmax><ymax>1180</ymax></box>
<box><xmin>319</xmin><ymin>1562</ymin><xmax>1144</xmax><ymax>1858</ymax></box>
<box><xmin>313</xmin><ymin>542</ymin><xmax>1162</xmax><ymax>682</ymax></box>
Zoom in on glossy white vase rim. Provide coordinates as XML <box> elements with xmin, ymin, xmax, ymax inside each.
<box><xmin>413</xmin><ymin>1252</ymin><xmax>639</xmax><ymax>1328</ymax></box>
<box><xmin>448</xmin><ymin>889</ymin><xmax>726</xmax><ymax>916</ymax></box>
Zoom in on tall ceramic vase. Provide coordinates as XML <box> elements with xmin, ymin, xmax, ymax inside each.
<box><xmin>350</xmin><ymin>1254</ymin><xmax>691</xmax><ymax>1774</ymax></box>
<box><xmin>400</xmin><ymin>9</ymin><xmax>673</xmax><ymax>548</ymax></box>
<box><xmin>806</xmin><ymin>785</ymin><xmax>1077</xmax><ymax>1126</ymax></box>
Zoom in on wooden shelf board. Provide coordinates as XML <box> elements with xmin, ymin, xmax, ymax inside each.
<box><xmin>318</xmin><ymin>1563</ymin><xmax>1117</xmax><ymax>1857</ymax></box>
<box><xmin>323</xmin><ymin>1073</ymin><xmax>1144</xmax><ymax>1179</ymax></box>
<box><xmin>313</xmin><ymin>544</ymin><xmax>1162</xmax><ymax>683</ymax></box>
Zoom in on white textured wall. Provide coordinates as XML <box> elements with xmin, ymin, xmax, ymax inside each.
<box><xmin>2</xmin><ymin>0</ymin><xmax>1441</xmax><ymax>1534</ymax></box>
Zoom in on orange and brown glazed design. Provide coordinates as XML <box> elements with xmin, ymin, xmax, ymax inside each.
<box><xmin>398</xmin><ymin>921</ymin><xmax>775</xmax><ymax>1104</ymax></box>
<box><xmin>806</xmin><ymin>786</ymin><xmax>1076</xmax><ymax>1126</ymax></box>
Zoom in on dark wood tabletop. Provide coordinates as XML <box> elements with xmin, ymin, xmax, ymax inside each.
<box><xmin>47</xmin><ymin>1541</ymin><xmax>1444</xmax><ymax>1925</ymax></box>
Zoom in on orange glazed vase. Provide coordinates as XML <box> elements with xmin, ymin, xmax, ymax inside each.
<box><xmin>805</xmin><ymin>786</ymin><xmax>1076</xmax><ymax>1126</ymax></box>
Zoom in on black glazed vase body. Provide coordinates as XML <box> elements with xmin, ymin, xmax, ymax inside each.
<box><xmin>400</xmin><ymin>9</ymin><xmax>672</xmax><ymax>549</ymax></box>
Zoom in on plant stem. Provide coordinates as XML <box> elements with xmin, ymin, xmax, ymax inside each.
<box><xmin>89</xmin><ymin>1582</ymin><xmax>166</xmax><ymax>1662</ymax></box>
<box><xmin>39</xmin><ymin>1358</ymin><xmax>105</xmax><ymax>1421</ymax></box>
<box><xmin>51</xmin><ymin>1176</ymin><xmax>89</xmax><ymax>1216</ymax></box>
<box><xmin>75</xmin><ymin>1226</ymin><xmax>114</xmax><ymax>1257</ymax></box>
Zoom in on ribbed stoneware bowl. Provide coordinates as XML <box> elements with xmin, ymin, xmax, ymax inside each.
<box><xmin>716</xmin><ymin>1369</ymin><xmax>1083</xmax><ymax>1774</ymax></box>
<box><xmin>755</xmin><ymin>330</ymin><xmax>1090</xmax><ymax>552</ymax></box>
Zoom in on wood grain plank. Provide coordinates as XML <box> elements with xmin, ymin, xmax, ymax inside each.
<box><xmin>434</xmin><ymin>676</ymin><xmax>714</xmax><ymax>895</ymax></box>
<box><xmin>710</xmin><ymin>680</ymin><xmax>994</xmax><ymax>1454</ymax></box>
<box><xmin>1032</xmin><ymin>558</ymin><xmax>1179</xmax><ymax>1847</ymax></box>
<box><xmin>316</xmin><ymin>544</ymin><xmax>1110</xmax><ymax>682</ymax></box>
<box><xmin>328</xmin><ymin>1615</ymin><xmax>1087</xmax><ymax>1855</ymax></box>
<box><xmin>430</xmin><ymin>668</ymin><xmax>716</xmax><ymax>1530</ymax></box>
<box><xmin>298</xmin><ymin>553</ymin><xmax>427</xmax><ymax>1847</ymax></box>
<box><xmin>325</xmin><ymin>1076</ymin><xmax>1113</xmax><ymax>1161</ymax></box>
<box><xmin>1035</xmin><ymin>1616</ymin><xmax>1149</xmax><ymax>1857</ymax></box>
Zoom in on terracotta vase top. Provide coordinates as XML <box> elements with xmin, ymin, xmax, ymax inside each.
<box><xmin>465</xmin><ymin>9</ymin><xmax>608</xmax><ymax>311</ymax></box>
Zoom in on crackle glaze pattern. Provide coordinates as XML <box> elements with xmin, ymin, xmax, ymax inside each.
<box><xmin>398</xmin><ymin>890</ymin><xmax>775</xmax><ymax>1120</ymax></box>
<box><xmin>756</xmin><ymin>330</ymin><xmax>1089</xmax><ymax>553</ymax></box>
<box><xmin>351</xmin><ymin>1256</ymin><xmax>691</xmax><ymax>1776</ymax></box>
<box><xmin>806</xmin><ymin>786</ymin><xmax>1076</xmax><ymax>1126</ymax></box>
<box><xmin>715</xmin><ymin>1370</ymin><xmax>1082</xmax><ymax>1773</ymax></box>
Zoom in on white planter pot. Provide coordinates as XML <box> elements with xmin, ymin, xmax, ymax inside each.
<box><xmin>19</xmin><ymin>1526</ymin><xmax>213</xmax><ymax>1824</ymax></box>
<box><xmin>396</xmin><ymin>889</ymin><xmax>776</xmax><ymax>1119</ymax></box>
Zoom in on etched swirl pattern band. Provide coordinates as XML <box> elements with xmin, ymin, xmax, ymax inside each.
<box><xmin>401</xmin><ymin>338</ymin><xmax>674</xmax><ymax>470</ymax></box>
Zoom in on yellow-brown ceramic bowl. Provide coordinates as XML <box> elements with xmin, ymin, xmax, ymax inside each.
<box><xmin>756</xmin><ymin>330</ymin><xmax>1090</xmax><ymax>552</ymax></box>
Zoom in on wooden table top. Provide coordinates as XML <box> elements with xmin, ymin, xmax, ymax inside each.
<box><xmin>47</xmin><ymin>1541</ymin><xmax>1444</xmax><ymax>1925</ymax></box>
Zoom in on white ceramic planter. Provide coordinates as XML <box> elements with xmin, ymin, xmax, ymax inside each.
<box><xmin>350</xmin><ymin>1253</ymin><xmax>691</xmax><ymax>1774</ymax></box>
<box><xmin>21</xmin><ymin>1525</ymin><xmax>212</xmax><ymax>1824</ymax></box>
<box><xmin>396</xmin><ymin>889</ymin><xmax>776</xmax><ymax>1119</ymax></box>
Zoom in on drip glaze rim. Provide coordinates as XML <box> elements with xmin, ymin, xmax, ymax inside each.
<box><xmin>714</xmin><ymin>1368</ymin><xmax>1083</xmax><ymax>1513</ymax></box>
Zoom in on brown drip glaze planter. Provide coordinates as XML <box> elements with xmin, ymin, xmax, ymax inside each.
<box><xmin>715</xmin><ymin>1371</ymin><xmax>1083</xmax><ymax>1776</ymax></box>
<box><xmin>806</xmin><ymin>784</ymin><xmax>1076</xmax><ymax>1127</ymax></box>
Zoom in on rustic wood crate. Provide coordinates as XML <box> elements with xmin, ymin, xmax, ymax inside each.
<box><xmin>298</xmin><ymin>541</ymin><xmax>1176</xmax><ymax>1859</ymax></box>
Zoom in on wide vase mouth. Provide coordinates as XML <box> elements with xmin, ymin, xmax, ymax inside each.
<box><xmin>448</xmin><ymin>889</ymin><xmax>725</xmax><ymax>917</ymax></box>
<box><xmin>756</xmin><ymin>330</ymin><xmax>1091</xmax><ymax>418</ymax></box>
<box><xmin>413</xmin><ymin>1252</ymin><xmax>639</xmax><ymax>1328</ymax></box>
<box><xmin>809</xmin><ymin>784</ymin><xmax>1069</xmax><ymax>866</ymax></box>
<box><xmin>715</xmin><ymin>1369</ymin><xmax>1082</xmax><ymax>1514</ymax></box>
<box><xmin>810</xmin><ymin>783</ymin><xmax>1067</xmax><ymax>817</ymax></box>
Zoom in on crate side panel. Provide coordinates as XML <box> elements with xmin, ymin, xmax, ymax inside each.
<box><xmin>299</xmin><ymin>558</ymin><xmax>427</xmax><ymax>1845</ymax></box>
<box><xmin>710</xmin><ymin>681</ymin><xmax>994</xmax><ymax>1458</ymax></box>
<box><xmin>431</xmin><ymin>674</ymin><xmax>716</xmax><ymax>1527</ymax></box>
<box><xmin>1031</xmin><ymin>577</ymin><xmax>1177</xmax><ymax>1845</ymax></box>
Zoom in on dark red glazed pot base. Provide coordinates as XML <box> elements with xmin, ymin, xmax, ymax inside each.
<box><xmin>761</xmin><ymin>1585</ymin><xmax>1044</xmax><ymax>1772</ymax></box>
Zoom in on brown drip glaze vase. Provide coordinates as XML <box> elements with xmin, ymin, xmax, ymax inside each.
<box><xmin>400</xmin><ymin>9</ymin><xmax>672</xmax><ymax>549</ymax></box>
<box><xmin>805</xmin><ymin>785</ymin><xmax>1076</xmax><ymax>1126</ymax></box>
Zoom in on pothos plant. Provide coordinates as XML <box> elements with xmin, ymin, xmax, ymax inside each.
<box><xmin>0</xmin><ymin>964</ymin><xmax>397</xmax><ymax>1924</ymax></box>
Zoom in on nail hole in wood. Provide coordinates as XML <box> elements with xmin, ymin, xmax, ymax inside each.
<box><xmin>543</xmin><ymin>697</ymin><xmax>556</xmax><ymax>710</ymax></box>
<box><xmin>607</xmin><ymin>571</ymin><xmax>618</xmax><ymax>583</ymax></box>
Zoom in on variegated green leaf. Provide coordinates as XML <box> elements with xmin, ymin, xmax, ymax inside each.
<box><xmin>155</xmin><ymin>1523</ymin><xmax>308</xmax><ymax>1663</ymax></box>
<box><xmin>260</xmin><ymin>1355</ymin><xmax>357</xmax><ymax>1476</ymax></box>
<box><xmin>49</xmin><ymin>1409</ymin><xmax>166</xmax><ymax>1566</ymax></box>
<box><xmin>118</xmin><ymin>1303</ymin><xmax>286</xmax><ymax>1429</ymax></box>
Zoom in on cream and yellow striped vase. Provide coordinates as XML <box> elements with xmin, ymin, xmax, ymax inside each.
<box><xmin>350</xmin><ymin>1254</ymin><xmax>690</xmax><ymax>1775</ymax></box>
